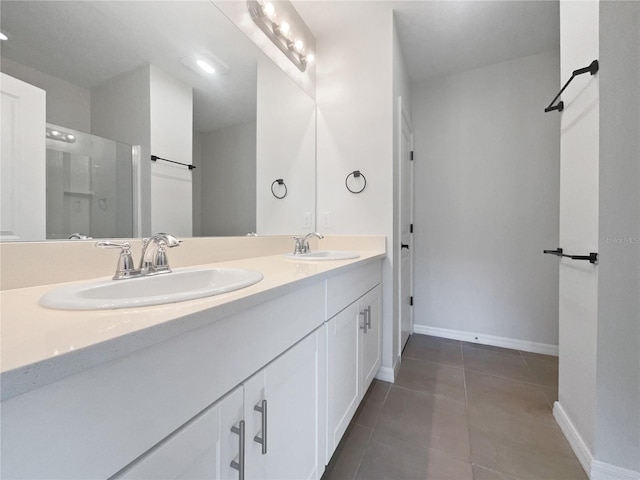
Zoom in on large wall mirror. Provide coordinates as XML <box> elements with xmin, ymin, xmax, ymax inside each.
<box><xmin>0</xmin><ymin>0</ymin><xmax>316</xmax><ymax>241</ymax></box>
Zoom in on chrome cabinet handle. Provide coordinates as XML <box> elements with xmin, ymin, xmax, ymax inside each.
<box><xmin>366</xmin><ymin>306</ymin><xmax>372</xmax><ymax>329</ymax></box>
<box><xmin>360</xmin><ymin>309</ymin><xmax>368</xmax><ymax>333</ymax></box>
<box><xmin>253</xmin><ymin>399</ymin><xmax>268</xmax><ymax>454</ymax></box>
<box><xmin>230</xmin><ymin>420</ymin><xmax>245</xmax><ymax>480</ymax></box>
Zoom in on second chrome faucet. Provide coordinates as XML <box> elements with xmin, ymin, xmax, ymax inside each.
<box><xmin>97</xmin><ymin>233</ymin><xmax>182</xmax><ymax>280</ymax></box>
<box><xmin>291</xmin><ymin>232</ymin><xmax>324</xmax><ymax>255</ymax></box>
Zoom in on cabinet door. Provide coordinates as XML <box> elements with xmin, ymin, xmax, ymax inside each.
<box><xmin>244</xmin><ymin>330</ymin><xmax>321</xmax><ymax>480</ymax></box>
<box><xmin>326</xmin><ymin>302</ymin><xmax>361</xmax><ymax>459</ymax></box>
<box><xmin>115</xmin><ymin>386</ymin><xmax>243</xmax><ymax>480</ymax></box>
<box><xmin>360</xmin><ymin>285</ymin><xmax>382</xmax><ymax>392</ymax></box>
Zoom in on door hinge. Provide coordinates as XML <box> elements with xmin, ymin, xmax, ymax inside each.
<box><xmin>410</xmin><ymin>151</ymin><xmax>414</xmax><ymax>161</ymax></box>
<box><xmin>410</xmin><ymin>296</ymin><xmax>414</xmax><ymax>306</ymax></box>
<box><xmin>410</xmin><ymin>223</ymin><xmax>414</xmax><ymax>234</ymax></box>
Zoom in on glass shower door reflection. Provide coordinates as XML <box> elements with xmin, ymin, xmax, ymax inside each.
<box><xmin>45</xmin><ymin>124</ymin><xmax>134</xmax><ymax>240</ymax></box>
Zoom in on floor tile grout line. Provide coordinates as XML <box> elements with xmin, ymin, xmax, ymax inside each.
<box><xmin>464</xmin><ymin>366</ymin><xmax>556</xmax><ymax>389</ymax></box>
<box><xmin>351</xmin><ymin>424</ymin><xmax>374</xmax><ymax>480</ymax></box>
<box><xmin>461</xmin><ymin>342</ymin><xmax>469</xmax><ymax>406</ymax></box>
<box><xmin>390</xmin><ymin>383</ymin><xmax>469</xmax><ymax>407</ymax></box>
<box><xmin>401</xmin><ymin>353</ymin><xmax>465</xmax><ymax>371</ymax></box>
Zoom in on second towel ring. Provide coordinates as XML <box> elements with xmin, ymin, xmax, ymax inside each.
<box><xmin>345</xmin><ymin>170</ymin><xmax>367</xmax><ymax>194</ymax></box>
<box><xmin>271</xmin><ymin>179</ymin><xmax>287</xmax><ymax>199</ymax></box>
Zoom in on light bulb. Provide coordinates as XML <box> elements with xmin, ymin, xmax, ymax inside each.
<box><xmin>66</xmin><ymin>134</ymin><xmax>75</xmax><ymax>141</ymax></box>
<box><xmin>293</xmin><ymin>39</ymin><xmax>304</xmax><ymax>52</ymax></box>
<box><xmin>196</xmin><ymin>59</ymin><xmax>215</xmax><ymax>74</ymax></box>
<box><xmin>279</xmin><ymin>21</ymin><xmax>290</xmax><ymax>37</ymax></box>
<box><xmin>263</xmin><ymin>2</ymin><xmax>275</xmax><ymax>19</ymax></box>
<box><xmin>51</xmin><ymin>130</ymin><xmax>61</xmax><ymax>136</ymax></box>
<box><xmin>0</xmin><ymin>32</ymin><xmax>8</xmax><ymax>41</ymax></box>
<box><xmin>305</xmin><ymin>53</ymin><xmax>315</xmax><ymax>64</ymax></box>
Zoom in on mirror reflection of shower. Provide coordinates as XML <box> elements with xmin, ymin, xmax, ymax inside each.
<box><xmin>45</xmin><ymin>123</ymin><xmax>135</xmax><ymax>239</ymax></box>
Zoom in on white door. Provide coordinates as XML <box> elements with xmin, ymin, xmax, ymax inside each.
<box><xmin>398</xmin><ymin>98</ymin><xmax>415</xmax><ymax>351</ymax></box>
<box><xmin>244</xmin><ymin>330</ymin><xmax>320</xmax><ymax>480</ymax></box>
<box><xmin>0</xmin><ymin>73</ymin><xmax>46</xmax><ymax>241</ymax></box>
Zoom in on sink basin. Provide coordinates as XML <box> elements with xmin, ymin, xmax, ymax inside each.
<box><xmin>283</xmin><ymin>250</ymin><xmax>360</xmax><ymax>261</ymax></box>
<box><xmin>39</xmin><ymin>268</ymin><xmax>264</xmax><ymax>310</ymax></box>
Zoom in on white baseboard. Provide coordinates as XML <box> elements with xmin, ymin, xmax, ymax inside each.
<box><xmin>591</xmin><ymin>461</ymin><xmax>640</xmax><ymax>480</ymax></box>
<box><xmin>375</xmin><ymin>355</ymin><xmax>401</xmax><ymax>383</ymax></box>
<box><xmin>412</xmin><ymin>325</ymin><xmax>558</xmax><ymax>356</ymax></box>
<box><xmin>553</xmin><ymin>402</ymin><xmax>640</xmax><ymax>480</ymax></box>
<box><xmin>553</xmin><ymin>401</ymin><xmax>593</xmax><ymax>476</ymax></box>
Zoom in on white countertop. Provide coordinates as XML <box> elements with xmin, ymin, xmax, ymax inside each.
<box><xmin>0</xmin><ymin>250</ymin><xmax>384</xmax><ymax>400</ymax></box>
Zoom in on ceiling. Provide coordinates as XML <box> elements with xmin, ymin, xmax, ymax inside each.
<box><xmin>293</xmin><ymin>0</ymin><xmax>560</xmax><ymax>83</ymax></box>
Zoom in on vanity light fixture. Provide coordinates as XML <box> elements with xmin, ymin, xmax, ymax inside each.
<box><xmin>247</xmin><ymin>0</ymin><xmax>315</xmax><ymax>72</ymax></box>
<box><xmin>46</xmin><ymin>127</ymin><xmax>76</xmax><ymax>144</ymax></box>
<box><xmin>181</xmin><ymin>53</ymin><xmax>229</xmax><ymax>77</ymax></box>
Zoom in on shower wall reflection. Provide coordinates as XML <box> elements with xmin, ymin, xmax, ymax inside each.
<box><xmin>45</xmin><ymin>124</ymin><xmax>134</xmax><ymax>239</ymax></box>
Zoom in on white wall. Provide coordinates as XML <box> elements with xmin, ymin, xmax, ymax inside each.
<box><xmin>594</xmin><ymin>0</ymin><xmax>640</xmax><ymax>474</ymax></box>
<box><xmin>556</xmin><ymin>0</ymin><xmax>600</xmax><ymax>463</ymax></box>
<box><xmin>91</xmin><ymin>66</ymin><xmax>151</xmax><ymax>236</ymax></box>
<box><xmin>1</xmin><ymin>58</ymin><xmax>91</xmax><ymax>133</ymax></box>
<box><xmin>149</xmin><ymin>66</ymin><xmax>193</xmax><ymax>237</ymax></box>
<box><xmin>256</xmin><ymin>59</ymin><xmax>315</xmax><ymax>236</ymax></box>
<box><xmin>411</xmin><ymin>50</ymin><xmax>561</xmax><ymax>348</ymax></box>
<box><xmin>315</xmin><ymin>7</ymin><xmax>396</xmax><ymax>375</ymax></box>
<box><xmin>199</xmin><ymin>121</ymin><xmax>256</xmax><ymax>236</ymax></box>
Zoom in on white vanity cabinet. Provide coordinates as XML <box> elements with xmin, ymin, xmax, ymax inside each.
<box><xmin>0</xmin><ymin>255</ymin><xmax>384</xmax><ymax>480</ymax></box>
<box><xmin>115</xmin><ymin>329</ymin><xmax>323</xmax><ymax>480</ymax></box>
<box><xmin>325</xmin><ymin>263</ymin><xmax>382</xmax><ymax>459</ymax></box>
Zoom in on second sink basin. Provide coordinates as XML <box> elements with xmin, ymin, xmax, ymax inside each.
<box><xmin>39</xmin><ymin>268</ymin><xmax>264</xmax><ymax>310</ymax></box>
<box><xmin>283</xmin><ymin>250</ymin><xmax>360</xmax><ymax>261</ymax></box>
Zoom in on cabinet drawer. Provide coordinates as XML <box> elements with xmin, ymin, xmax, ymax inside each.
<box><xmin>326</xmin><ymin>261</ymin><xmax>381</xmax><ymax>318</ymax></box>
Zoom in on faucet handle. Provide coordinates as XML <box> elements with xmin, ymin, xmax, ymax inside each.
<box><xmin>96</xmin><ymin>241</ymin><xmax>137</xmax><ymax>280</ymax></box>
<box><xmin>96</xmin><ymin>241</ymin><xmax>132</xmax><ymax>253</ymax></box>
<box><xmin>291</xmin><ymin>236</ymin><xmax>305</xmax><ymax>255</ymax></box>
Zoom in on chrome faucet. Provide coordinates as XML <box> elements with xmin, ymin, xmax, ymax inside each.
<box><xmin>139</xmin><ymin>233</ymin><xmax>182</xmax><ymax>275</ymax></box>
<box><xmin>291</xmin><ymin>232</ymin><xmax>324</xmax><ymax>255</ymax></box>
<box><xmin>97</xmin><ymin>233</ymin><xmax>181</xmax><ymax>280</ymax></box>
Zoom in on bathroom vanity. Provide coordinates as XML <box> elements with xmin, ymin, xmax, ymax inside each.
<box><xmin>0</xmin><ymin>238</ymin><xmax>384</xmax><ymax>479</ymax></box>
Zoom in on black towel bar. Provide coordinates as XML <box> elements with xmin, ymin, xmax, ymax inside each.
<box><xmin>543</xmin><ymin>248</ymin><xmax>598</xmax><ymax>264</ymax></box>
<box><xmin>151</xmin><ymin>155</ymin><xmax>196</xmax><ymax>170</ymax></box>
<box><xmin>544</xmin><ymin>60</ymin><xmax>599</xmax><ymax>113</ymax></box>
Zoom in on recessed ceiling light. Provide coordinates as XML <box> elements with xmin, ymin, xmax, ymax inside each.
<box><xmin>196</xmin><ymin>59</ymin><xmax>215</xmax><ymax>74</ymax></box>
<box><xmin>181</xmin><ymin>53</ymin><xmax>229</xmax><ymax>76</ymax></box>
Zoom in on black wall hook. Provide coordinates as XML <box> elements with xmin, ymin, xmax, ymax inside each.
<box><xmin>345</xmin><ymin>170</ymin><xmax>367</xmax><ymax>194</ymax></box>
<box><xmin>271</xmin><ymin>179</ymin><xmax>287</xmax><ymax>199</ymax></box>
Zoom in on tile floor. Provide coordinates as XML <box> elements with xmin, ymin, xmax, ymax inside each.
<box><xmin>321</xmin><ymin>334</ymin><xmax>587</xmax><ymax>480</ymax></box>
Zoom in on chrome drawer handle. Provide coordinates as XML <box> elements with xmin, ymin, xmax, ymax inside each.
<box><xmin>360</xmin><ymin>310</ymin><xmax>368</xmax><ymax>333</ymax></box>
<box><xmin>230</xmin><ymin>420</ymin><xmax>245</xmax><ymax>480</ymax></box>
<box><xmin>254</xmin><ymin>399</ymin><xmax>268</xmax><ymax>454</ymax></box>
